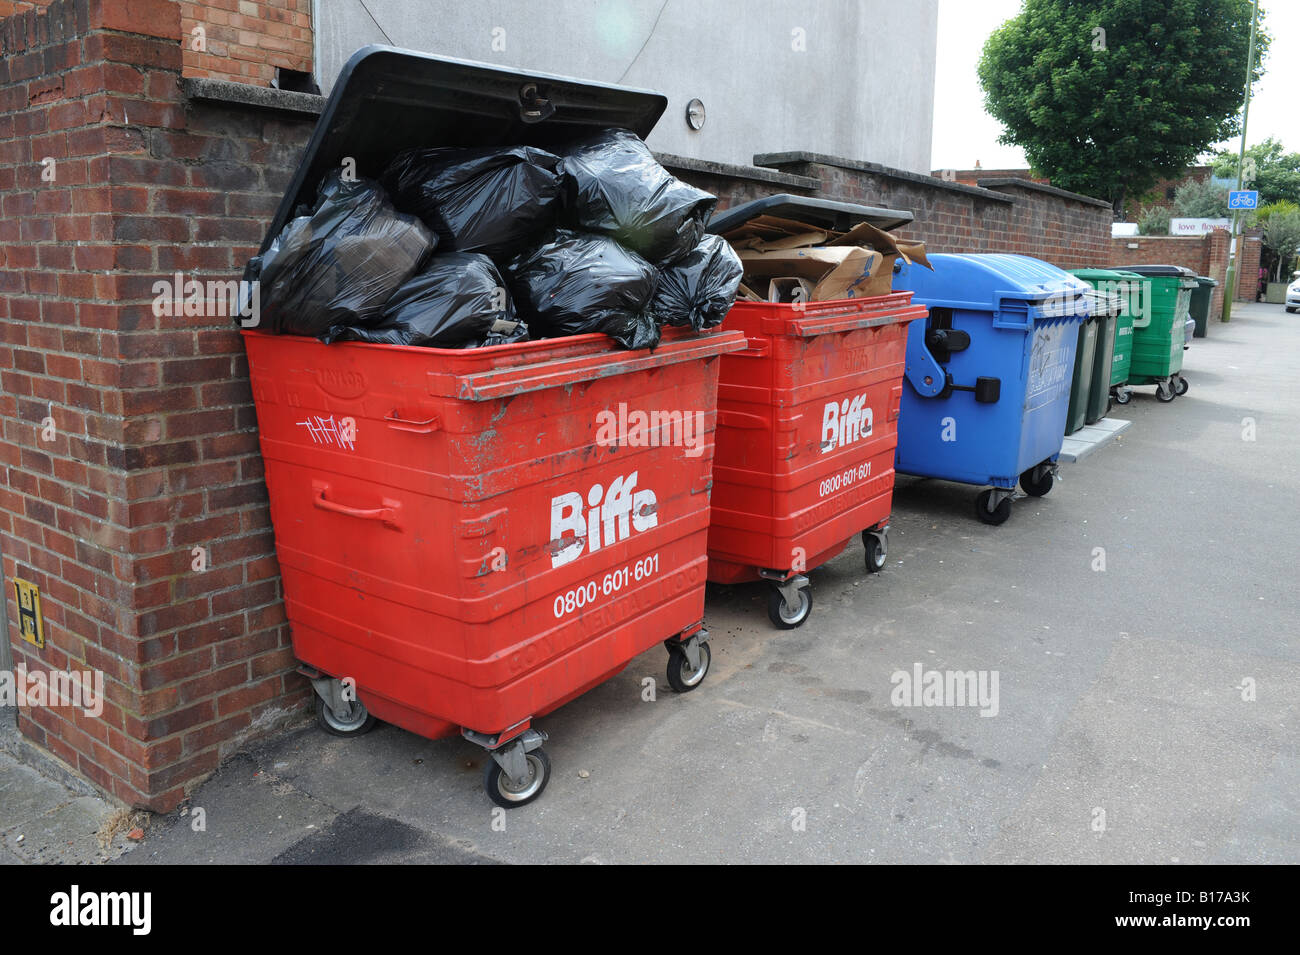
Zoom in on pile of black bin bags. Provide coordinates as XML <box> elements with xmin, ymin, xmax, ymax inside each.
<box><xmin>245</xmin><ymin>129</ymin><xmax>744</xmax><ymax>350</ymax></box>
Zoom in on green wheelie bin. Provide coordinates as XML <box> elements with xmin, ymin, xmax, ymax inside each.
<box><xmin>1063</xmin><ymin>309</ymin><xmax>1098</xmax><ymax>435</ymax></box>
<box><xmin>1111</xmin><ymin>264</ymin><xmax>1197</xmax><ymax>402</ymax></box>
<box><xmin>1072</xmin><ymin>268</ymin><xmax>1137</xmax><ymax>409</ymax></box>
<box><xmin>1069</xmin><ymin>270</ymin><xmax>1123</xmax><ymax>424</ymax></box>
<box><xmin>1189</xmin><ymin>275</ymin><xmax>1217</xmax><ymax>338</ymax></box>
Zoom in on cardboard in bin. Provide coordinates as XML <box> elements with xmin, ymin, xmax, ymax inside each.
<box><xmin>745</xmin><ymin>244</ymin><xmax>890</xmax><ymax>301</ymax></box>
<box><xmin>711</xmin><ymin>197</ymin><xmax>930</xmax><ymax>302</ymax></box>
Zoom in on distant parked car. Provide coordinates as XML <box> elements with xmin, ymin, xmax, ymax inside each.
<box><xmin>1287</xmin><ymin>276</ymin><xmax>1300</xmax><ymax>313</ymax></box>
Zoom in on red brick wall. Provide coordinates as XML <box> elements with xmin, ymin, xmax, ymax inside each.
<box><xmin>1107</xmin><ymin>228</ymin><xmax>1259</xmax><ymax>315</ymax></box>
<box><xmin>1236</xmin><ymin>232</ymin><xmax>1263</xmax><ymax>302</ymax></box>
<box><xmin>0</xmin><ymin>0</ymin><xmax>44</xmax><ymax>15</ymax></box>
<box><xmin>0</xmin><ymin>0</ymin><xmax>311</xmax><ymax>84</ymax></box>
<box><xmin>1</xmin><ymin>0</ymin><xmax>315</xmax><ymax>809</ymax></box>
<box><xmin>1109</xmin><ymin>234</ymin><xmax>1218</xmax><ymax>275</ymax></box>
<box><xmin>180</xmin><ymin>0</ymin><xmax>312</xmax><ymax>84</ymax></box>
<box><xmin>1140</xmin><ymin>166</ymin><xmax>1214</xmax><ymax>213</ymax></box>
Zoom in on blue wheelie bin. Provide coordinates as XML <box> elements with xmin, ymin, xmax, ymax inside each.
<box><xmin>892</xmin><ymin>253</ymin><xmax>1090</xmax><ymax>525</ymax></box>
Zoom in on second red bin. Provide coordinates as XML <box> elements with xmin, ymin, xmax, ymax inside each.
<box><xmin>704</xmin><ymin>197</ymin><xmax>929</xmax><ymax>628</ymax></box>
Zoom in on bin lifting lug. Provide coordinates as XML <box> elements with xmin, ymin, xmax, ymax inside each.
<box><xmin>904</xmin><ymin>342</ymin><xmax>947</xmax><ymax>398</ymax></box>
<box><xmin>906</xmin><ymin>331</ymin><xmax>1000</xmax><ymax>402</ymax></box>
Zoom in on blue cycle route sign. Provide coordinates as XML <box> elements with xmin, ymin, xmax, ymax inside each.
<box><xmin>1228</xmin><ymin>190</ymin><xmax>1259</xmax><ymax>210</ymax></box>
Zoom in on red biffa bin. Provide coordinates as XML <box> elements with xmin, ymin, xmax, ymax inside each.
<box><xmin>242</xmin><ymin>47</ymin><xmax>745</xmax><ymax>808</ymax></box>
<box><xmin>705</xmin><ymin>197</ymin><xmax>927</xmax><ymax>628</ymax></box>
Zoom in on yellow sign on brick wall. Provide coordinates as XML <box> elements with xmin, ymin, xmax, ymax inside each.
<box><xmin>12</xmin><ymin>579</ymin><xmax>45</xmax><ymax>649</ymax></box>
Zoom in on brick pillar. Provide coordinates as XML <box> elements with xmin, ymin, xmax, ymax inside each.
<box><xmin>1</xmin><ymin>0</ymin><xmax>311</xmax><ymax>810</ymax></box>
<box><xmin>1206</xmin><ymin>228</ymin><xmax>1230</xmax><ymax>319</ymax></box>
<box><xmin>1236</xmin><ymin>229</ymin><xmax>1263</xmax><ymax>301</ymax></box>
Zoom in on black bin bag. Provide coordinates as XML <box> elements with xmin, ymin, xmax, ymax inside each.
<box><xmin>247</xmin><ymin>171</ymin><xmax>434</xmax><ymax>339</ymax></box>
<box><xmin>559</xmin><ymin>128</ymin><xmax>717</xmax><ymax>265</ymax></box>
<box><xmin>506</xmin><ymin>230</ymin><xmax>659</xmax><ymax>350</ymax></box>
<box><xmin>649</xmin><ymin>234</ymin><xmax>743</xmax><ymax>331</ymax></box>
<box><xmin>335</xmin><ymin>252</ymin><xmax>527</xmax><ymax>348</ymax></box>
<box><xmin>381</xmin><ymin>145</ymin><xmax>562</xmax><ymax>258</ymax></box>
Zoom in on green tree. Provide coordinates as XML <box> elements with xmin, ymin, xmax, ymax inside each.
<box><xmin>979</xmin><ymin>0</ymin><xmax>1268</xmax><ymax>218</ymax></box>
<box><xmin>1171</xmin><ymin>178</ymin><xmax>1228</xmax><ymax>218</ymax></box>
<box><xmin>1210</xmin><ymin>137</ymin><xmax>1300</xmax><ymax>206</ymax></box>
<box><xmin>1137</xmin><ymin>204</ymin><xmax>1171</xmax><ymax>235</ymax></box>
<box><xmin>1256</xmin><ymin>201</ymin><xmax>1300</xmax><ymax>281</ymax></box>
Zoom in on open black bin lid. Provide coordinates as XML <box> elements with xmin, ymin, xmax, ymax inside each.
<box><xmin>706</xmin><ymin>194</ymin><xmax>914</xmax><ymax>236</ymax></box>
<box><xmin>1115</xmin><ymin>264</ymin><xmax>1197</xmax><ymax>278</ymax></box>
<box><xmin>259</xmin><ymin>45</ymin><xmax>669</xmax><ymax>252</ymax></box>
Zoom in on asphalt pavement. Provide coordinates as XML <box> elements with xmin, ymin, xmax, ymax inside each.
<box><xmin>50</xmin><ymin>301</ymin><xmax>1300</xmax><ymax>864</ymax></box>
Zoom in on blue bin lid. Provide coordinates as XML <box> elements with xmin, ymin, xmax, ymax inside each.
<box><xmin>893</xmin><ymin>253</ymin><xmax>1090</xmax><ymax>320</ymax></box>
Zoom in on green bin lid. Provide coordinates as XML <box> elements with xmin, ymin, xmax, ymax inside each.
<box><xmin>1117</xmin><ymin>264</ymin><xmax>1198</xmax><ymax>288</ymax></box>
<box><xmin>1070</xmin><ymin>267</ymin><xmax>1132</xmax><ymax>283</ymax></box>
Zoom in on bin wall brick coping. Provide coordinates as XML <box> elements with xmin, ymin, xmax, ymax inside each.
<box><xmin>976</xmin><ymin>176</ymin><xmax>1113</xmax><ymax>210</ymax></box>
<box><xmin>656</xmin><ymin>153</ymin><xmax>819</xmax><ymax>191</ymax></box>
<box><xmin>182</xmin><ymin>76</ymin><xmax>324</xmax><ymax>117</ymax></box>
<box><xmin>755</xmin><ymin>151</ymin><xmax>1016</xmax><ymax>205</ymax></box>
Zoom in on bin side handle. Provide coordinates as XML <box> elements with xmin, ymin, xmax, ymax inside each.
<box><xmin>312</xmin><ymin>481</ymin><xmax>401</xmax><ymax>530</ymax></box>
<box><xmin>991</xmin><ymin>297</ymin><xmax>1034</xmax><ymax>330</ymax></box>
<box><xmin>717</xmin><ymin>410</ymin><xmax>768</xmax><ymax>430</ymax></box>
<box><xmin>385</xmin><ymin>411</ymin><xmax>441</xmax><ymax>434</ymax></box>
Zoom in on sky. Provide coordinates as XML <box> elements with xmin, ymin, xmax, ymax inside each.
<box><xmin>930</xmin><ymin>0</ymin><xmax>1299</xmax><ymax>173</ymax></box>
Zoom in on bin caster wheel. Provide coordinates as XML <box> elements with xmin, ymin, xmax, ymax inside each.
<box><xmin>863</xmin><ymin>531</ymin><xmax>887</xmax><ymax>573</ymax></box>
<box><xmin>975</xmin><ymin>489</ymin><xmax>1012</xmax><ymax>526</ymax></box>
<box><xmin>1019</xmin><ymin>466</ymin><xmax>1053</xmax><ymax>498</ymax></box>
<box><xmin>484</xmin><ymin>748</ymin><xmax>550</xmax><ymax>809</ymax></box>
<box><xmin>314</xmin><ymin>695</ymin><xmax>377</xmax><ymax>737</ymax></box>
<box><xmin>1174</xmin><ymin>376</ymin><xmax>1188</xmax><ymax>396</ymax></box>
<box><xmin>1156</xmin><ymin>381</ymin><xmax>1176</xmax><ymax>402</ymax></box>
<box><xmin>1113</xmin><ymin>388</ymin><xmax>1132</xmax><ymax>406</ymax></box>
<box><xmin>767</xmin><ymin>584</ymin><xmax>813</xmax><ymax>629</ymax></box>
<box><xmin>666</xmin><ymin>641</ymin><xmax>711</xmax><ymax>693</ymax></box>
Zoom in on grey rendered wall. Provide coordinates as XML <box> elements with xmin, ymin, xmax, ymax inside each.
<box><xmin>312</xmin><ymin>0</ymin><xmax>938</xmax><ymax>174</ymax></box>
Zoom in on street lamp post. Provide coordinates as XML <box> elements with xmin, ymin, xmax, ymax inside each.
<box><xmin>1222</xmin><ymin>0</ymin><xmax>1260</xmax><ymax>323</ymax></box>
